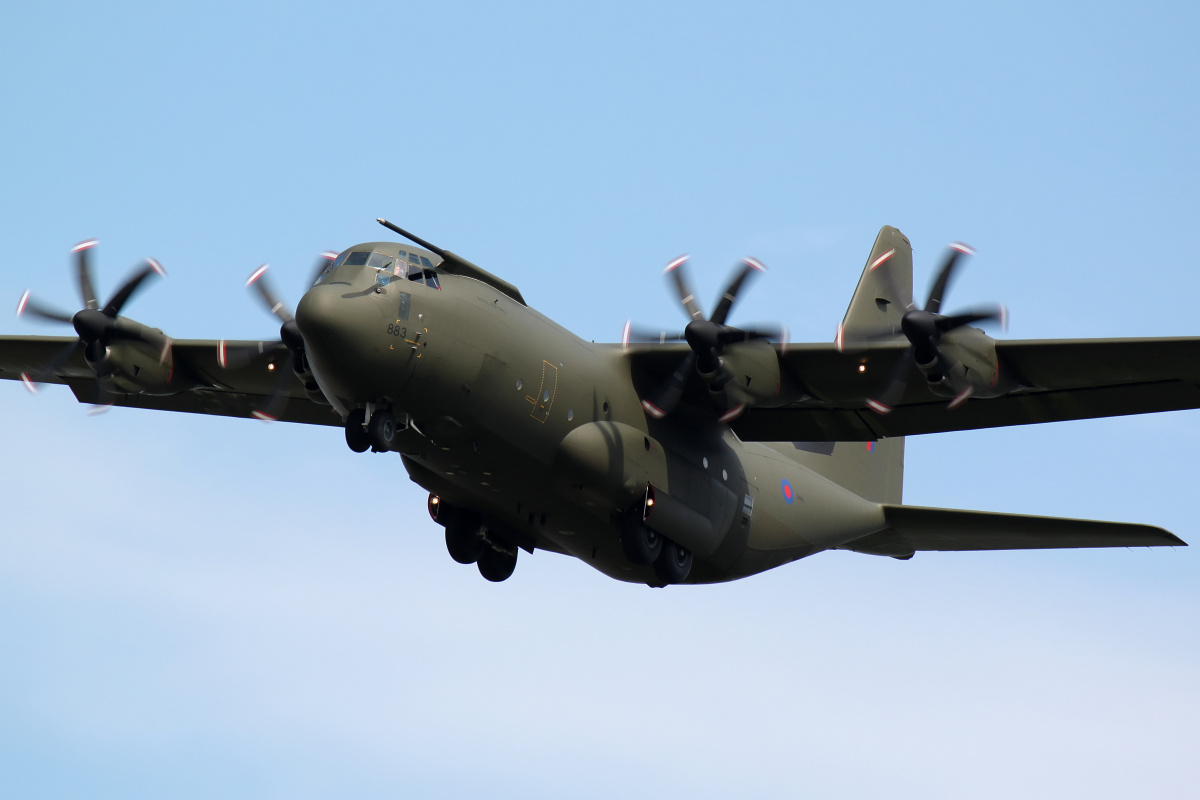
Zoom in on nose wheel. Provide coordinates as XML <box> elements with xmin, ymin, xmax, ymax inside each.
<box><xmin>345</xmin><ymin>408</ymin><xmax>370</xmax><ymax>452</ymax></box>
<box><xmin>367</xmin><ymin>410</ymin><xmax>398</xmax><ymax>451</ymax></box>
<box><xmin>345</xmin><ymin>407</ymin><xmax>401</xmax><ymax>453</ymax></box>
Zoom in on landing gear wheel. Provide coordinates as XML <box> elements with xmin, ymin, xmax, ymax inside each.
<box><xmin>478</xmin><ymin>545</ymin><xmax>518</xmax><ymax>582</ymax></box>
<box><xmin>345</xmin><ymin>408</ymin><xmax>370</xmax><ymax>453</ymax></box>
<box><xmin>368</xmin><ymin>410</ymin><xmax>398</xmax><ymax>452</ymax></box>
<box><xmin>444</xmin><ymin>511</ymin><xmax>485</xmax><ymax>565</ymax></box>
<box><xmin>653</xmin><ymin>539</ymin><xmax>692</xmax><ymax>584</ymax></box>
<box><xmin>621</xmin><ymin>521</ymin><xmax>662</xmax><ymax>565</ymax></box>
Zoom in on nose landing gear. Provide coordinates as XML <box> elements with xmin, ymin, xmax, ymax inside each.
<box><xmin>345</xmin><ymin>408</ymin><xmax>370</xmax><ymax>452</ymax></box>
<box><xmin>345</xmin><ymin>406</ymin><xmax>402</xmax><ymax>453</ymax></box>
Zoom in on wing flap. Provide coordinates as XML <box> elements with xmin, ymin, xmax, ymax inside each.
<box><xmin>843</xmin><ymin>505</ymin><xmax>1186</xmax><ymax>558</ymax></box>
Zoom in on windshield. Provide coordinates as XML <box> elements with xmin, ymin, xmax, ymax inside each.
<box><xmin>317</xmin><ymin>246</ymin><xmax>441</xmax><ymax>288</ymax></box>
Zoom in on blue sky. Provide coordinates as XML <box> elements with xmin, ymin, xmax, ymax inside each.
<box><xmin>2</xmin><ymin>2</ymin><xmax>1198</xmax><ymax>797</ymax></box>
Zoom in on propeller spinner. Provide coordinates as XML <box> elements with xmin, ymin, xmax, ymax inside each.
<box><xmin>626</xmin><ymin>255</ymin><xmax>784</xmax><ymax>422</ymax></box>
<box><xmin>859</xmin><ymin>242</ymin><xmax>1007</xmax><ymax>414</ymax></box>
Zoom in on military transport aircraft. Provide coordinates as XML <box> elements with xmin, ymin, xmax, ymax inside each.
<box><xmin>0</xmin><ymin>221</ymin><xmax>1191</xmax><ymax>586</ymax></box>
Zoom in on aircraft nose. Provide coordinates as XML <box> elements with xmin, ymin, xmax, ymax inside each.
<box><xmin>295</xmin><ymin>283</ymin><xmax>369</xmax><ymax>401</ymax></box>
<box><xmin>295</xmin><ymin>284</ymin><xmax>346</xmax><ymax>348</ymax></box>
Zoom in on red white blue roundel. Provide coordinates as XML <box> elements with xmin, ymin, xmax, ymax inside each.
<box><xmin>781</xmin><ymin>478</ymin><xmax>794</xmax><ymax>505</ymax></box>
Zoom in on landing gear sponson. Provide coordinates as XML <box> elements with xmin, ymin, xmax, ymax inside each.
<box><xmin>426</xmin><ymin>494</ymin><xmax>694</xmax><ymax>585</ymax></box>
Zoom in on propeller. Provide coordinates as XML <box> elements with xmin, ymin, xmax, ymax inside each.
<box><xmin>16</xmin><ymin>240</ymin><xmax>167</xmax><ymax>404</ymax></box>
<box><xmin>630</xmin><ymin>255</ymin><xmax>784</xmax><ymax>421</ymax></box>
<box><xmin>221</xmin><ymin>252</ymin><xmax>335</xmax><ymax>420</ymax></box>
<box><xmin>861</xmin><ymin>242</ymin><xmax>1006</xmax><ymax>414</ymax></box>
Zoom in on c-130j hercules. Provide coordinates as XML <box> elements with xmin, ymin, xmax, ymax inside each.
<box><xmin>1</xmin><ymin>220</ymin><xmax>1190</xmax><ymax>585</ymax></box>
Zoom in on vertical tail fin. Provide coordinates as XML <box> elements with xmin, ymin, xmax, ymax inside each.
<box><xmin>785</xmin><ymin>227</ymin><xmax>914</xmax><ymax>504</ymax></box>
<box><xmin>837</xmin><ymin>225</ymin><xmax>914</xmax><ymax>344</ymax></box>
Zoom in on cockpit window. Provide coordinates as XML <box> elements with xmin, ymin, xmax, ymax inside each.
<box><xmin>424</xmin><ymin>269</ymin><xmax>441</xmax><ymax>289</ymax></box>
<box><xmin>409</xmin><ymin>253</ymin><xmax>420</xmax><ymax>264</ymax></box>
<box><xmin>420</xmin><ymin>256</ymin><xmax>434</xmax><ymax>269</ymax></box>
<box><xmin>344</xmin><ymin>251</ymin><xmax>371</xmax><ymax>267</ymax></box>
<box><xmin>407</xmin><ymin>264</ymin><xmax>425</xmax><ymax>283</ymax></box>
<box><xmin>332</xmin><ymin>251</ymin><xmax>350</xmax><ymax>268</ymax></box>
<box><xmin>367</xmin><ymin>252</ymin><xmax>394</xmax><ymax>270</ymax></box>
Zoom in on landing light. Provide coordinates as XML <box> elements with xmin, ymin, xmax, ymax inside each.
<box><xmin>858</xmin><ymin>364</ymin><xmax>866</xmax><ymax>373</ymax></box>
<box><xmin>268</xmin><ymin>363</ymin><xmax>276</xmax><ymax>371</ymax></box>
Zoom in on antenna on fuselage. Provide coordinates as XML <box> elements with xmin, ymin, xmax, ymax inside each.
<box><xmin>374</xmin><ymin>217</ymin><xmax>527</xmax><ymax>306</ymax></box>
<box><xmin>376</xmin><ymin>218</ymin><xmax>448</xmax><ymax>258</ymax></box>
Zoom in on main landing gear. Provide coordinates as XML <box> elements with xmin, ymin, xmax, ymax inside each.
<box><xmin>429</xmin><ymin>495</ymin><xmax>519</xmax><ymax>582</ymax></box>
<box><xmin>345</xmin><ymin>407</ymin><xmax>400</xmax><ymax>453</ymax></box>
<box><xmin>621</xmin><ymin>516</ymin><xmax>692</xmax><ymax>584</ymax></box>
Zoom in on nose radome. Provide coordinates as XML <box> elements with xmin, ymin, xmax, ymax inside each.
<box><xmin>295</xmin><ymin>284</ymin><xmax>348</xmax><ymax>348</ymax></box>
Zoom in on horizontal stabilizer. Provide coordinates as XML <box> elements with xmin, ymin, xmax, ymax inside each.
<box><xmin>842</xmin><ymin>505</ymin><xmax>1186</xmax><ymax>559</ymax></box>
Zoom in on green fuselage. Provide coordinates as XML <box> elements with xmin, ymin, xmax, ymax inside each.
<box><xmin>295</xmin><ymin>242</ymin><xmax>888</xmax><ymax>584</ymax></box>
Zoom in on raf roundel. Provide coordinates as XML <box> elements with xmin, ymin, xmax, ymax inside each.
<box><xmin>781</xmin><ymin>478</ymin><xmax>794</xmax><ymax>505</ymax></box>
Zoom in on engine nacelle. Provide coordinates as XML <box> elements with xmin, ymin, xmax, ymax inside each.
<box><xmin>927</xmin><ymin>326</ymin><xmax>1017</xmax><ymax>400</ymax></box>
<box><xmin>102</xmin><ymin>337</ymin><xmax>178</xmax><ymax>395</ymax></box>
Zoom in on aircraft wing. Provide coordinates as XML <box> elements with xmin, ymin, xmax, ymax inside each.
<box><xmin>842</xmin><ymin>505</ymin><xmax>1186</xmax><ymax>559</ymax></box>
<box><xmin>0</xmin><ymin>335</ymin><xmax>342</xmax><ymax>426</ymax></box>
<box><xmin>724</xmin><ymin>336</ymin><xmax>1200</xmax><ymax>441</ymax></box>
